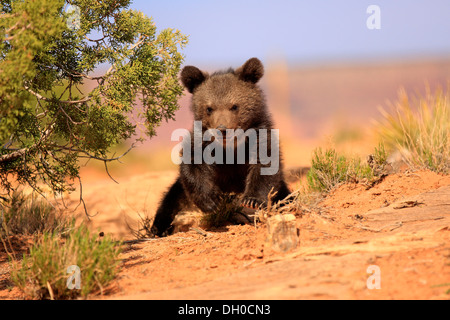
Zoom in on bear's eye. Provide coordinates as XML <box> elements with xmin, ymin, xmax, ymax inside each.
<box><xmin>206</xmin><ymin>107</ymin><xmax>213</xmax><ymax>115</ymax></box>
<box><xmin>230</xmin><ymin>105</ymin><xmax>239</xmax><ymax>111</ymax></box>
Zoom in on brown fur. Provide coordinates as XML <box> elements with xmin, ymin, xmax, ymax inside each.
<box><xmin>151</xmin><ymin>58</ymin><xmax>290</xmax><ymax>237</ymax></box>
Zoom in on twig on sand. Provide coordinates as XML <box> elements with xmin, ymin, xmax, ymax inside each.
<box><xmin>357</xmin><ymin>221</ymin><xmax>403</xmax><ymax>232</ymax></box>
<box><xmin>191</xmin><ymin>227</ymin><xmax>209</xmax><ymax>237</ymax></box>
<box><xmin>121</xmin><ymin>238</ymin><xmax>159</xmax><ymax>245</ymax></box>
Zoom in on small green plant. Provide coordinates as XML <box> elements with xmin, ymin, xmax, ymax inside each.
<box><xmin>377</xmin><ymin>87</ymin><xmax>449</xmax><ymax>173</ymax></box>
<box><xmin>307</xmin><ymin>148</ymin><xmax>352</xmax><ymax>192</ymax></box>
<box><xmin>10</xmin><ymin>224</ymin><xmax>121</xmax><ymax>299</ymax></box>
<box><xmin>0</xmin><ymin>190</ymin><xmax>73</xmax><ymax>236</ymax></box>
<box><xmin>367</xmin><ymin>142</ymin><xmax>389</xmax><ymax>176</ymax></box>
<box><xmin>372</xmin><ymin>142</ymin><xmax>388</xmax><ymax>167</ymax></box>
<box><xmin>306</xmin><ymin>146</ymin><xmax>387</xmax><ymax>193</ymax></box>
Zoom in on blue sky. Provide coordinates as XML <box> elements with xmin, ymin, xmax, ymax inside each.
<box><xmin>129</xmin><ymin>0</ymin><xmax>450</xmax><ymax>67</ymax></box>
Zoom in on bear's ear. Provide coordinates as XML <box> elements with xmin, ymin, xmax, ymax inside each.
<box><xmin>180</xmin><ymin>66</ymin><xmax>208</xmax><ymax>93</ymax></box>
<box><xmin>235</xmin><ymin>57</ymin><xmax>264</xmax><ymax>84</ymax></box>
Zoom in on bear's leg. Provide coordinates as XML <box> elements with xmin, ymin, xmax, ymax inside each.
<box><xmin>179</xmin><ymin>163</ymin><xmax>223</xmax><ymax>214</ymax></box>
<box><xmin>241</xmin><ymin>165</ymin><xmax>291</xmax><ymax>209</ymax></box>
<box><xmin>151</xmin><ymin>178</ymin><xmax>187</xmax><ymax>237</ymax></box>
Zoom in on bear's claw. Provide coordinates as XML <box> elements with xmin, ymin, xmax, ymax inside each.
<box><xmin>241</xmin><ymin>197</ymin><xmax>265</xmax><ymax>210</ymax></box>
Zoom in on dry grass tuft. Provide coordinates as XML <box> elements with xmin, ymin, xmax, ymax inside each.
<box><xmin>376</xmin><ymin>86</ymin><xmax>449</xmax><ymax>173</ymax></box>
<box><xmin>126</xmin><ymin>209</ymin><xmax>155</xmax><ymax>239</ymax></box>
<box><xmin>0</xmin><ymin>189</ymin><xmax>73</xmax><ymax>237</ymax></box>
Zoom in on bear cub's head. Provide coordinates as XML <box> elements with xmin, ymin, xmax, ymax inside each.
<box><xmin>180</xmin><ymin>58</ymin><xmax>270</xmax><ymax>133</ymax></box>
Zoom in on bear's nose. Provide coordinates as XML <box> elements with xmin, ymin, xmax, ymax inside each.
<box><xmin>216</xmin><ymin>125</ymin><xmax>227</xmax><ymax>134</ymax></box>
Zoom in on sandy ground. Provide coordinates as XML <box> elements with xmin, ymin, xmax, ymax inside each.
<box><xmin>1</xmin><ymin>167</ymin><xmax>448</xmax><ymax>300</ymax></box>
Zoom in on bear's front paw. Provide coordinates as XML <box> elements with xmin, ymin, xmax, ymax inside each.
<box><xmin>241</xmin><ymin>197</ymin><xmax>266</xmax><ymax>210</ymax></box>
<box><xmin>150</xmin><ymin>224</ymin><xmax>174</xmax><ymax>238</ymax></box>
<box><xmin>204</xmin><ymin>193</ymin><xmax>225</xmax><ymax>213</ymax></box>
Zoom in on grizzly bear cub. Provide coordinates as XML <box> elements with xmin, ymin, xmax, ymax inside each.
<box><xmin>150</xmin><ymin>57</ymin><xmax>291</xmax><ymax>237</ymax></box>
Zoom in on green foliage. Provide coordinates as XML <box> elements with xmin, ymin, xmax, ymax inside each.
<box><xmin>372</xmin><ymin>142</ymin><xmax>388</xmax><ymax>167</ymax></box>
<box><xmin>307</xmin><ymin>148</ymin><xmax>351</xmax><ymax>192</ymax></box>
<box><xmin>377</xmin><ymin>87</ymin><xmax>449</xmax><ymax>173</ymax></box>
<box><xmin>0</xmin><ymin>189</ymin><xmax>74</xmax><ymax>236</ymax></box>
<box><xmin>307</xmin><ymin>146</ymin><xmax>387</xmax><ymax>192</ymax></box>
<box><xmin>0</xmin><ymin>0</ymin><xmax>187</xmax><ymax>197</ymax></box>
<box><xmin>10</xmin><ymin>224</ymin><xmax>121</xmax><ymax>299</ymax></box>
